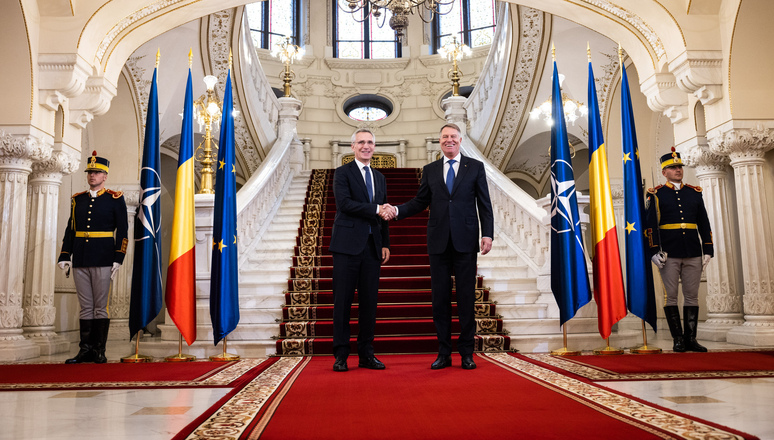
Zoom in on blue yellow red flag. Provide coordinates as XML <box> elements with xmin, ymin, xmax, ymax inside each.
<box><xmin>165</xmin><ymin>67</ymin><xmax>197</xmax><ymax>345</ymax></box>
<box><xmin>587</xmin><ymin>60</ymin><xmax>627</xmax><ymax>339</ymax></box>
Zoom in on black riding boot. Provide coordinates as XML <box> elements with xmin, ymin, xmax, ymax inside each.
<box><xmin>683</xmin><ymin>306</ymin><xmax>708</xmax><ymax>352</ymax></box>
<box><xmin>663</xmin><ymin>306</ymin><xmax>686</xmax><ymax>352</ymax></box>
<box><xmin>65</xmin><ymin>319</ymin><xmax>95</xmax><ymax>364</ymax></box>
<box><xmin>91</xmin><ymin>318</ymin><xmax>111</xmax><ymax>363</ymax></box>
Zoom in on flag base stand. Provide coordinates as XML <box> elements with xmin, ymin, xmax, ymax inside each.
<box><xmin>209</xmin><ymin>336</ymin><xmax>240</xmax><ymax>362</ymax></box>
<box><xmin>551</xmin><ymin>347</ymin><xmax>581</xmax><ymax>356</ymax></box>
<box><xmin>121</xmin><ymin>331</ymin><xmax>153</xmax><ymax>363</ymax></box>
<box><xmin>551</xmin><ymin>326</ymin><xmax>580</xmax><ymax>356</ymax></box>
<box><xmin>630</xmin><ymin>344</ymin><xmax>662</xmax><ymax>354</ymax></box>
<box><xmin>165</xmin><ymin>335</ymin><xmax>196</xmax><ymax>362</ymax></box>
<box><xmin>629</xmin><ymin>321</ymin><xmax>661</xmax><ymax>354</ymax></box>
<box><xmin>593</xmin><ymin>338</ymin><xmax>624</xmax><ymax>355</ymax></box>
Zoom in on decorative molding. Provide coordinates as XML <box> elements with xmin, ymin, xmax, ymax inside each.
<box><xmin>324</xmin><ymin>57</ymin><xmax>411</xmax><ymax>71</ymax></box>
<box><xmin>0</xmin><ymin>131</ymin><xmax>53</xmax><ymax>165</ymax></box>
<box><xmin>581</xmin><ymin>0</ymin><xmax>665</xmax><ymax>60</ymax></box>
<box><xmin>681</xmin><ymin>143</ymin><xmax>729</xmax><ymax>172</ymax></box>
<box><xmin>207</xmin><ymin>9</ymin><xmax>261</xmax><ymax>175</ymax></box>
<box><xmin>31</xmin><ymin>151</ymin><xmax>81</xmax><ymax>177</ymax></box>
<box><xmin>487</xmin><ymin>7</ymin><xmax>544</xmax><ymax>169</ymax></box>
<box><xmin>708</xmin><ymin>123</ymin><xmax>774</xmax><ymax>160</ymax></box>
<box><xmin>669</xmin><ymin>51</ymin><xmax>723</xmax><ymax>106</ymax></box>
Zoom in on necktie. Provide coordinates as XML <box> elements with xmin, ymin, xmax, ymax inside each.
<box><xmin>446</xmin><ymin>159</ymin><xmax>456</xmax><ymax>194</ymax></box>
<box><xmin>364</xmin><ymin>166</ymin><xmax>373</xmax><ymax>202</ymax></box>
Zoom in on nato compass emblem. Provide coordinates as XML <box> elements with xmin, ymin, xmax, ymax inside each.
<box><xmin>550</xmin><ymin>159</ymin><xmax>583</xmax><ymax>246</ymax></box>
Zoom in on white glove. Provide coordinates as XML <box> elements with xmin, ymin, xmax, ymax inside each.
<box><xmin>651</xmin><ymin>253</ymin><xmax>666</xmax><ymax>269</ymax></box>
<box><xmin>111</xmin><ymin>262</ymin><xmax>121</xmax><ymax>280</ymax></box>
<box><xmin>702</xmin><ymin>254</ymin><xmax>711</xmax><ymax>270</ymax></box>
<box><xmin>58</xmin><ymin>261</ymin><xmax>71</xmax><ymax>271</ymax></box>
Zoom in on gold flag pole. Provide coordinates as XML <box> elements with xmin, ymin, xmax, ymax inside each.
<box><xmin>630</xmin><ymin>320</ymin><xmax>662</xmax><ymax>354</ymax></box>
<box><xmin>121</xmin><ymin>331</ymin><xmax>153</xmax><ymax>363</ymax></box>
<box><xmin>165</xmin><ymin>334</ymin><xmax>196</xmax><ymax>362</ymax></box>
<box><xmin>552</xmin><ymin>325</ymin><xmax>581</xmax><ymax>356</ymax></box>
<box><xmin>210</xmin><ymin>336</ymin><xmax>240</xmax><ymax>362</ymax></box>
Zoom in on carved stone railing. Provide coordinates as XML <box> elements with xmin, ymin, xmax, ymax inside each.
<box><xmin>465</xmin><ymin>2</ymin><xmax>512</xmax><ymax>144</ymax></box>
<box><xmin>460</xmin><ymin>137</ymin><xmax>549</xmax><ymax>273</ymax></box>
<box><xmin>236</xmin><ymin>98</ymin><xmax>303</xmax><ymax>265</ymax></box>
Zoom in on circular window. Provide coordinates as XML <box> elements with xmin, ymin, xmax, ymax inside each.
<box><xmin>344</xmin><ymin>94</ymin><xmax>393</xmax><ymax>122</ymax></box>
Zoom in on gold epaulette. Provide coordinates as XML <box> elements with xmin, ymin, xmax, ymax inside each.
<box><xmin>646</xmin><ymin>185</ymin><xmax>662</xmax><ymax>195</ymax></box>
<box><xmin>72</xmin><ymin>190</ymin><xmax>87</xmax><ymax>198</ymax></box>
<box><xmin>106</xmin><ymin>189</ymin><xmax>124</xmax><ymax>199</ymax></box>
<box><xmin>684</xmin><ymin>183</ymin><xmax>702</xmax><ymax>192</ymax></box>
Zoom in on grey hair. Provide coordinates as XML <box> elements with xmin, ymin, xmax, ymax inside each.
<box><xmin>440</xmin><ymin>123</ymin><xmax>462</xmax><ymax>136</ymax></box>
<box><xmin>351</xmin><ymin>128</ymin><xmax>376</xmax><ymax>144</ymax></box>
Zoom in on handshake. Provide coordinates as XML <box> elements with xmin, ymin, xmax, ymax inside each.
<box><xmin>379</xmin><ymin>204</ymin><xmax>397</xmax><ymax>221</ymax></box>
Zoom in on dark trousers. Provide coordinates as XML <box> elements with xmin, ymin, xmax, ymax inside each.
<box><xmin>331</xmin><ymin>238</ymin><xmax>381</xmax><ymax>359</ymax></box>
<box><xmin>429</xmin><ymin>239</ymin><xmax>477</xmax><ymax>357</ymax></box>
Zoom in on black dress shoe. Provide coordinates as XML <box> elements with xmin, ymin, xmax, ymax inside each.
<box><xmin>358</xmin><ymin>356</ymin><xmax>386</xmax><ymax>370</ymax></box>
<box><xmin>431</xmin><ymin>354</ymin><xmax>452</xmax><ymax>370</ymax></box>
<box><xmin>333</xmin><ymin>358</ymin><xmax>348</xmax><ymax>372</ymax></box>
<box><xmin>461</xmin><ymin>355</ymin><xmax>476</xmax><ymax>370</ymax></box>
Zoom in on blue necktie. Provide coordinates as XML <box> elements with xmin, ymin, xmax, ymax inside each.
<box><xmin>446</xmin><ymin>159</ymin><xmax>456</xmax><ymax>194</ymax></box>
<box><xmin>364</xmin><ymin>166</ymin><xmax>373</xmax><ymax>202</ymax></box>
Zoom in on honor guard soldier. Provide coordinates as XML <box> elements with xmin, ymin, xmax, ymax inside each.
<box><xmin>58</xmin><ymin>151</ymin><xmax>129</xmax><ymax>364</ymax></box>
<box><xmin>645</xmin><ymin>147</ymin><xmax>713</xmax><ymax>353</ymax></box>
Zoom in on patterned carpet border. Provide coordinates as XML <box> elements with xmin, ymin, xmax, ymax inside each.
<box><xmin>185</xmin><ymin>356</ymin><xmax>306</xmax><ymax>440</ymax></box>
<box><xmin>483</xmin><ymin>353</ymin><xmax>752</xmax><ymax>440</ymax></box>
<box><xmin>0</xmin><ymin>359</ymin><xmax>266</xmax><ymax>390</ymax></box>
<box><xmin>521</xmin><ymin>352</ymin><xmax>774</xmax><ymax>381</ymax></box>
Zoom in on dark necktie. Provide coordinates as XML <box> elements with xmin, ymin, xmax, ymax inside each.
<box><xmin>446</xmin><ymin>159</ymin><xmax>456</xmax><ymax>194</ymax></box>
<box><xmin>364</xmin><ymin>166</ymin><xmax>373</xmax><ymax>202</ymax></box>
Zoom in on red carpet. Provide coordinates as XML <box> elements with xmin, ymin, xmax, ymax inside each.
<box><xmin>520</xmin><ymin>350</ymin><xmax>774</xmax><ymax>381</ymax></box>
<box><xmin>176</xmin><ymin>354</ymin><xmax>757</xmax><ymax>440</ymax></box>
<box><xmin>277</xmin><ymin>169</ymin><xmax>510</xmax><ymax>355</ymax></box>
<box><xmin>0</xmin><ymin>358</ymin><xmax>272</xmax><ymax>390</ymax></box>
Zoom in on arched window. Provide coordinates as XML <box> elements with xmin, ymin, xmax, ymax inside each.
<box><xmin>433</xmin><ymin>0</ymin><xmax>496</xmax><ymax>54</ymax></box>
<box><xmin>333</xmin><ymin>0</ymin><xmax>401</xmax><ymax>59</ymax></box>
<box><xmin>246</xmin><ymin>0</ymin><xmax>301</xmax><ymax>50</ymax></box>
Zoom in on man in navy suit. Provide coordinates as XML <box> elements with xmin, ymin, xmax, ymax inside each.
<box><xmin>385</xmin><ymin>123</ymin><xmax>493</xmax><ymax>370</ymax></box>
<box><xmin>329</xmin><ymin>128</ymin><xmax>391</xmax><ymax>372</ymax></box>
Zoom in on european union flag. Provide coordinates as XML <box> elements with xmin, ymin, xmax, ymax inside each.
<box><xmin>210</xmin><ymin>70</ymin><xmax>240</xmax><ymax>344</ymax></box>
<box><xmin>621</xmin><ymin>64</ymin><xmax>658</xmax><ymax>332</ymax></box>
<box><xmin>129</xmin><ymin>65</ymin><xmax>163</xmax><ymax>338</ymax></box>
<box><xmin>549</xmin><ymin>61</ymin><xmax>592</xmax><ymax>326</ymax></box>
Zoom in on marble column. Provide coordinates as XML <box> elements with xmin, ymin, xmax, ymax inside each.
<box><xmin>107</xmin><ymin>186</ymin><xmax>140</xmax><ymax>341</ymax></box>
<box><xmin>23</xmin><ymin>152</ymin><xmax>79</xmax><ymax>354</ymax></box>
<box><xmin>683</xmin><ymin>144</ymin><xmax>744</xmax><ymax>340</ymax></box>
<box><xmin>710</xmin><ymin>125</ymin><xmax>774</xmax><ymax>346</ymax></box>
<box><xmin>0</xmin><ymin>131</ymin><xmax>52</xmax><ymax>360</ymax></box>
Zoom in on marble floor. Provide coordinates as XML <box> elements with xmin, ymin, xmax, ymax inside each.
<box><xmin>2</xmin><ymin>337</ymin><xmax>773</xmax><ymax>440</ymax></box>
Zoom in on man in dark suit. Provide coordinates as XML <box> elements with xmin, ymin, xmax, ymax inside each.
<box><xmin>329</xmin><ymin>128</ymin><xmax>391</xmax><ymax>372</ymax></box>
<box><xmin>385</xmin><ymin>123</ymin><xmax>493</xmax><ymax>370</ymax></box>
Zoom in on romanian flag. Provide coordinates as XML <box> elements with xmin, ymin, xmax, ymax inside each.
<box><xmin>621</xmin><ymin>62</ymin><xmax>658</xmax><ymax>331</ymax></box>
<box><xmin>587</xmin><ymin>60</ymin><xmax>627</xmax><ymax>339</ymax></box>
<box><xmin>165</xmin><ymin>65</ymin><xmax>197</xmax><ymax>345</ymax></box>
<box><xmin>549</xmin><ymin>60</ymin><xmax>592</xmax><ymax>326</ymax></box>
<box><xmin>129</xmin><ymin>63</ymin><xmax>163</xmax><ymax>338</ymax></box>
<box><xmin>210</xmin><ymin>68</ymin><xmax>240</xmax><ymax>345</ymax></box>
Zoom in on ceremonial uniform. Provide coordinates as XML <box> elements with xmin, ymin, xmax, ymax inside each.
<box><xmin>645</xmin><ymin>149</ymin><xmax>713</xmax><ymax>352</ymax></box>
<box><xmin>58</xmin><ymin>153</ymin><xmax>128</xmax><ymax>363</ymax></box>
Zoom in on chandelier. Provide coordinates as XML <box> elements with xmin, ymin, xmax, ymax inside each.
<box><xmin>340</xmin><ymin>0</ymin><xmax>455</xmax><ymax>42</ymax></box>
<box><xmin>529</xmin><ymin>73</ymin><xmax>588</xmax><ymax>126</ymax></box>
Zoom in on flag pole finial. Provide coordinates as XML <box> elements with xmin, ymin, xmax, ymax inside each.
<box><xmin>587</xmin><ymin>42</ymin><xmax>591</xmax><ymax>63</ymax></box>
<box><xmin>155</xmin><ymin>48</ymin><xmax>160</xmax><ymax>68</ymax></box>
<box><xmin>228</xmin><ymin>48</ymin><xmax>233</xmax><ymax>71</ymax></box>
<box><xmin>618</xmin><ymin>43</ymin><xmax>623</xmax><ymax>74</ymax></box>
<box><xmin>188</xmin><ymin>48</ymin><xmax>192</xmax><ymax>68</ymax></box>
<box><xmin>551</xmin><ymin>42</ymin><xmax>556</xmax><ymax>62</ymax></box>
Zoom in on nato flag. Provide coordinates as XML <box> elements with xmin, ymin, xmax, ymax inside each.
<box><xmin>549</xmin><ymin>61</ymin><xmax>592</xmax><ymax>326</ymax></box>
